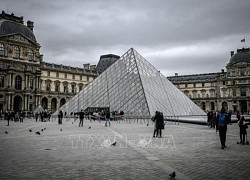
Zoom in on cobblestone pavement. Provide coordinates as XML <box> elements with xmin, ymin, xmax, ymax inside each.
<box><xmin>0</xmin><ymin>118</ymin><xmax>249</xmax><ymax>180</ymax></box>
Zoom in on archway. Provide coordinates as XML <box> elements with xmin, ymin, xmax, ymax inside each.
<box><xmin>210</xmin><ymin>102</ymin><xmax>215</xmax><ymax>111</ymax></box>
<box><xmin>60</xmin><ymin>98</ymin><xmax>66</xmax><ymax>107</ymax></box>
<box><xmin>222</xmin><ymin>101</ymin><xmax>228</xmax><ymax>110</ymax></box>
<box><xmin>240</xmin><ymin>100</ymin><xmax>247</xmax><ymax>114</ymax></box>
<box><xmin>41</xmin><ymin>97</ymin><xmax>48</xmax><ymax>110</ymax></box>
<box><xmin>51</xmin><ymin>98</ymin><xmax>57</xmax><ymax>113</ymax></box>
<box><xmin>201</xmin><ymin>102</ymin><xmax>206</xmax><ymax>111</ymax></box>
<box><xmin>13</xmin><ymin>95</ymin><xmax>22</xmax><ymax>112</ymax></box>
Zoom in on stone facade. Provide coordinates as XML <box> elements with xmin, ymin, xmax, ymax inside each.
<box><xmin>0</xmin><ymin>11</ymin><xmax>98</xmax><ymax>113</ymax></box>
<box><xmin>168</xmin><ymin>48</ymin><xmax>250</xmax><ymax>114</ymax></box>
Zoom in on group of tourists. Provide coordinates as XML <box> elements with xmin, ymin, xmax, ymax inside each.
<box><xmin>56</xmin><ymin>109</ymin><xmax>124</xmax><ymax>127</ymax></box>
<box><xmin>35</xmin><ymin>111</ymin><xmax>51</xmax><ymax>122</ymax></box>
<box><xmin>2</xmin><ymin>110</ymin><xmax>28</xmax><ymax>126</ymax></box>
<box><xmin>209</xmin><ymin>108</ymin><xmax>248</xmax><ymax>149</ymax></box>
<box><xmin>207</xmin><ymin>110</ymin><xmax>232</xmax><ymax>130</ymax></box>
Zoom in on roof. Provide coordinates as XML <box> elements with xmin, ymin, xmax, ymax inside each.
<box><xmin>0</xmin><ymin>19</ymin><xmax>37</xmax><ymax>43</ymax></box>
<box><xmin>167</xmin><ymin>72</ymin><xmax>222</xmax><ymax>82</ymax></box>
<box><xmin>228</xmin><ymin>48</ymin><xmax>250</xmax><ymax>65</ymax></box>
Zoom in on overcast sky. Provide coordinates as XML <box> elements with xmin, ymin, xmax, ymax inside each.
<box><xmin>1</xmin><ymin>0</ymin><xmax>250</xmax><ymax>76</ymax></box>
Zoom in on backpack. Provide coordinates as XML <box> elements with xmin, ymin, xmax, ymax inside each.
<box><xmin>218</xmin><ymin>113</ymin><xmax>226</xmax><ymax>127</ymax></box>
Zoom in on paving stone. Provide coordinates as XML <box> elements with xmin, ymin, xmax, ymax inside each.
<box><xmin>0</xmin><ymin>118</ymin><xmax>250</xmax><ymax>179</ymax></box>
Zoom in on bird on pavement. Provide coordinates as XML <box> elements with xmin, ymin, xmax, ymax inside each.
<box><xmin>60</xmin><ymin>129</ymin><xmax>62</xmax><ymax>131</ymax></box>
<box><xmin>41</xmin><ymin>129</ymin><xmax>43</xmax><ymax>131</ymax></box>
<box><xmin>169</xmin><ymin>171</ymin><xmax>176</xmax><ymax>179</ymax></box>
<box><xmin>111</xmin><ymin>141</ymin><xmax>116</xmax><ymax>146</ymax></box>
<box><xmin>147</xmin><ymin>124</ymin><xmax>148</xmax><ymax>126</ymax></box>
<box><xmin>5</xmin><ymin>131</ymin><xmax>8</xmax><ymax>134</ymax></box>
<box><xmin>29</xmin><ymin>129</ymin><xmax>32</xmax><ymax>132</ymax></box>
<box><xmin>44</xmin><ymin>128</ymin><xmax>46</xmax><ymax>130</ymax></box>
<box><xmin>88</xmin><ymin>127</ymin><xmax>91</xmax><ymax>129</ymax></box>
<box><xmin>35</xmin><ymin>131</ymin><xmax>41</xmax><ymax>135</ymax></box>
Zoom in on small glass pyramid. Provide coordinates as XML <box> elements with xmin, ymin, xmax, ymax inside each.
<box><xmin>58</xmin><ymin>48</ymin><xmax>205</xmax><ymax>117</ymax></box>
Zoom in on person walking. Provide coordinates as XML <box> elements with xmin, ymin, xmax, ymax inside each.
<box><xmin>152</xmin><ymin>112</ymin><xmax>157</xmax><ymax>138</ymax></box>
<box><xmin>35</xmin><ymin>112</ymin><xmax>39</xmax><ymax>122</ymax></box>
<box><xmin>238</xmin><ymin>116</ymin><xmax>248</xmax><ymax>145</ymax></box>
<box><xmin>79</xmin><ymin>110</ymin><xmax>84</xmax><ymax>127</ymax></box>
<box><xmin>105</xmin><ymin>110</ymin><xmax>111</xmax><ymax>127</ymax></box>
<box><xmin>58</xmin><ymin>110</ymin><xmax>63</xmax><ymax>124</ymax></box>
<box><xmin>217</xmin><ymin>107</ymin><xmax>229</xmax><ymax>149</ymax></box>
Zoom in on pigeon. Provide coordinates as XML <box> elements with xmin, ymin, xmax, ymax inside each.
<box><xmin>41</xmin><ymin>129</ymin><xmax>43</xmax><ymax>131</ymax></box>
<box><xmin>169</xmin><ymin>171</ymin><xmax>176</xmax><ymax>178</ymax></box>
<box><xmin>44</xmin><ymin>128</ymin><xmax>46</xmax><ymax>130</ymax></box>
<box><xmin>111</xmin><ymin>141</ymin><xmax>116</xmax><ymax>146</ymax></box>
<box><xmin>147</xmin><ymin>124</ymin><xmax>148</xmax><ymax>126</ymax></box>
<box><xmin>88</xmin><ymin>127</ymin><xmax>91</xmax><ymax>129</ymax></box>
<box><xmin>35</xmin><ymin>131</ymin><xmax>41</xmax><ymax>135</ymax></box>
<box><xmin>29</xmin><ymin>129</ymin><xmax>32</xmax><ymax>132</ymax></box>
<box><xmin>72</xmin><ymin>122</ymin><xmax>73</xmax><ymax>124</ymax></box>
<box><xmin>60</xmin><ymin>129</ymin><xmax>62</xmax><ymax>131</ymax></box>
<box><xmin>5</xmin><ymin>131</ymin><xmax>8</xmax><ymax>134</ymax></box>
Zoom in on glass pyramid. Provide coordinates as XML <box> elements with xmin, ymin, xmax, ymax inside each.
<box><xmin>58</xmin><ymin>48</ymin><xmax>205</xmax><ymax>117</ymax></box>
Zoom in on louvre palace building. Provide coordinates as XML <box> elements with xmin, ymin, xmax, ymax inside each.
<box><xmin>0</xmin><ymin>11</ymin><xmax>98</xmax><ymax>113</ymax></box>
<box><xmin>168</xmin><ymin>47</ymin><xmax>250</xmax><ymax>114</ymax></box>
<box><xmin>1</xmin><ymin>11</ymin><xmax>249</xmax><ymax>115</ymax></box>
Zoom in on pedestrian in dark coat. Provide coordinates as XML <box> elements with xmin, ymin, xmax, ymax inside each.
<box><xmin>238</xmin><ymin>116</ymin><xmax>248</xmax><ymax>145</ymax></box>
<box><xmin>79</xmin><ymin>110</ymin><xmax>84</xmax><ymax>127</ymax></box>
<box><xmin>217</xmin><ymin>107</ymin><xmax>229</xmax><ymax>149</ymax></box>
<box><xmin>58</xmin><ymin>110</ymin><xmax>63</xmax><ymax>124</ymax></box>
<box><xmin>154</xmin><ymin>111</ymin><xmax>164</xmax><ymax>138</ymax></box>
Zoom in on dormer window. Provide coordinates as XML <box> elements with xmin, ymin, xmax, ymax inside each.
<box><xmin>15</xmin><ymin>47</ymin><xmax>20</xmax><ymax>59</ymax></box>
<box><xmin>15</xmin><ymin>75</ymin><xmax>22</xmax><ymax>90</ymax></box>
<box><xmin>0</xmin><ymin>43</ymin><xmax>5</xmax><ymax>56</ymax></box>
<box><xmin>28</xmin><ymin>50</ymin><xmax>34</xmax><ymax>61</ymax></box>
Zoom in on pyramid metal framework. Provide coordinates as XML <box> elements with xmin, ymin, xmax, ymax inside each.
<box><xmin>58</xmin><ymin>48</ymin><xmax>205</xmax><ymax>117</ymax></box>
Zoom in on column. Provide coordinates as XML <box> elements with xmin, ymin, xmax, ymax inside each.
<box><xmin>10</xmin><ymin>95</ymin><xmax>13</xmax><ymax>111</ymax></box>
<box><xmin>7</xmin><ymin>95</ymin><xmax>11</xmax><ymax>110</ymax></box>
<box><xmin>23</xmin><ymin>95</ymin><xmax>26</xmax><ymax>111</ymax></box>
<box><xmin>27</xmin><ymin>95</ymin><xmax>29</xmax><ymax>111</ymax></box>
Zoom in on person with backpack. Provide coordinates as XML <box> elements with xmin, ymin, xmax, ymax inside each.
<box><xmin>216</xmin><ymin>107</ymin><xmax>229</xmax><ymax>149</ymax></box>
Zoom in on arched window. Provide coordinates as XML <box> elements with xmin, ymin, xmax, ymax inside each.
<box><xmin>240</xmin><ymin>87</ymin><xmax>246</xmax><ymax>96</ymax></box>
<box><xmin>54</xmin><ymin>81</ymin><xmax>60</xmax><ymax>92</ymax></box>
<box><xmin>46</xmin><ymin>80</ymin><xmax>51</xmax><ymax>92</ymax></box>
<box><xmin>15</xmin><ymin>76</ymin><xmax>22</xmax><ymax>90</ymax></box>
<box><xmin>28</xmin><ymin>50</ymin><xmax>34</xmax><ymax>61</ymax></box>
<box><xmin>30</xmin><ymin>78</ymin><xmax>33</xmax><ymax>89</ymax></box>
<box><xmin>0</xmin><ymin>43</ymin><xmax>5</xmax><ymax>56</ymax></box>
<box><xmin>201</xmin><ymin>102</ymin><xmax>206</xmax><ymax>110</ymax></box>
<box><xmin>0</xmin><ymin>76</ymin><xmax>4</xmax><ymax>87</ymax></box>
<box><xmin>15</xmin><ymin>47</ymin><xmax>20</xmax><ymax>59</ymax></box>
<box><xmin>201</xmin><ymin>89</ymin><xmax>206</xmax><ymax>98</ymax></box>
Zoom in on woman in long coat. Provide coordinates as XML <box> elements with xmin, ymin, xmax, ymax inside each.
<box><xmin>154</xmin><ymin>111</ymin><xmax>164</xmax><ymax>138</ymax></box>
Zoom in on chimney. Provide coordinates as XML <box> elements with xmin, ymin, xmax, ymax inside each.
<box><xmin>27</xmin><ymin>21</ymin><xmax>34</xmax><ymax>31</ymax></box>
<box><xmin>83</xmin><ymin>63</ymin><xmax>90</xmax><ymax>70</ymax></box>
<box><xmin>39</xmin><ymin>54</ymin><xmax>43</xmax><ymax>62</ymax></box>
<box><xmin>230</xmin><ymin>51</ymin><xmax>234</xmax><ymax>57</ymax></box>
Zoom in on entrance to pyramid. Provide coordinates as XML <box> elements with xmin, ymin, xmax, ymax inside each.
<box><xmin>84</xmin><ymin>107</ymin><xmax>110</xmax><ymax>115</ymax></box>
<box><xmin>56</xmin><ymin>48</ymin><xmax>206</xmax><ymax>122</ymax></box>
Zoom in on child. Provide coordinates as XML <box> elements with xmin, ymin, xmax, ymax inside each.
<box><xmin>238</xmin><ymin>116</ymin><xmax>248</xmax><ymax>145</ymax></box>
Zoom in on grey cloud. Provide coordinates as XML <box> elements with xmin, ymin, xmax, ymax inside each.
<box><xmin>1</xmin><ymin>0</ymin><xmax>250</xmax><ymax>76</ymax></box>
